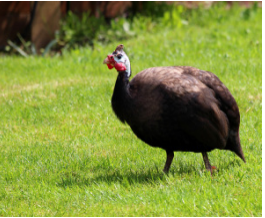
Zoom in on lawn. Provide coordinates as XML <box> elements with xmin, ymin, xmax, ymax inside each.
<box><xmin>0</xmin><ymin>4</ymin><xmax>262</xmax><ymax>216</ymax></box>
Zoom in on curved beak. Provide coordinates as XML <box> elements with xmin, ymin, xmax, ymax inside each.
<box><xmin>103</xmin><ymin>54</ymin><xmax>115</xmax><ymax>64</ymax></box>
<box><xmin>103</xmin><ymin>57</ymin><xmax>110</xmax><ymax>64</ymax></box>
<box><xmin>103</xmin><ymin>54</ymin><xmax>115</xmax><ymax>69</ymax></box>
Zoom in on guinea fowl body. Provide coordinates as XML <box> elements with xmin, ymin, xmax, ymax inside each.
<box><xmin>105</xmin><ymin>44</ymin><xmax>245</xmax><ymax>174</ymax></box>
<box><xmin>112</xmin><ymin>66</ymin><xmax>244</xmax><ymax>156</ymax></box>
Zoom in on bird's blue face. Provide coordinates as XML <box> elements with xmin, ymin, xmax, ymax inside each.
<box><xmin>103</xmin><ymin>44</ymin><xmax>131</xmax><ymax>77</ymax></box>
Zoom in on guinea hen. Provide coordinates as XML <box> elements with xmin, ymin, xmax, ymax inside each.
<box><xmin>103</xmin><ymin>44</ymin><xmax>245</xmax><ymax>174</ymax></box>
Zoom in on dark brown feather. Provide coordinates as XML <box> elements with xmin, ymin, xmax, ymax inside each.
<box><xmin>111</xmin><ymin>66</ymin><xmax>245</xmax><ymax>162</ymax></box>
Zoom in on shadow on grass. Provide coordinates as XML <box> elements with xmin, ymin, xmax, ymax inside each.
<box><xmin>56</xmin><ymin>158</ymin><xmax>244</xmax><ymax>188</ymax></box>
<box><xmin>57</xmin><ymin>169</ymin><xmax>166</xmax><ymax>188</ymax></box>
<box><xmin>57</xmin><ymin>163</ymin><xmax>198</xmax><ymax>188</ymax></box>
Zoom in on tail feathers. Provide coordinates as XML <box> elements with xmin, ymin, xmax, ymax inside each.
<box><xmin>227</xmin><ymin>130</ymin><xmax>246</xmax><ymax>163</ymax></box>
<box><xmin>234</xmin><ymin>144</ymin><xmax>246</xmax><ymax>163</ymax></box>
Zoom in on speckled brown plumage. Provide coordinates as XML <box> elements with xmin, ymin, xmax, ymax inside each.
<box><xmin>107</xmin><ymin>45</ymin><xmax>245</xmax><ymax>174</ymax></box>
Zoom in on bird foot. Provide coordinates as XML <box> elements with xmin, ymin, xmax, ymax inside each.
<box><xmin>206</xmin><ymin>166</ymin><xmax>217</xmax><ymax>176</ymax></box>
<box><xmin>163</xmin><ymin>168</ymin><xmax>169</xmax><ymax>174</ymax></box>
<box><xmin>202</xmin><ymin>152</ymin><xmax>216</xmax><ymax>176</ymax></box>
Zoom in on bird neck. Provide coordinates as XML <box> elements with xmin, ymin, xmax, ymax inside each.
<box><xmin>111</xmin><ymin>71</ymin><xmax>132</xmax><ymax>123</ymax></box>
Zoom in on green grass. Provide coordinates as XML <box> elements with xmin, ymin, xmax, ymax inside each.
<box><xmin>0</xmin><ymin>5</ymin><xmax>261</xmax><ymax>216</ymax></box>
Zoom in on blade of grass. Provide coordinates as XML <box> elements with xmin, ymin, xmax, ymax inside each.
<box><xmin>7</xmin><ymin>40</ymin><xmax>28</xmax><ymax>57</ymax></box>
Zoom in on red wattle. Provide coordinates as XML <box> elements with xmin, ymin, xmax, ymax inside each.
<box><xmin>114</xmin><ymin>62</ymin><xmax>127</xmax><ymax>71</ymax></box>
<box><xmin>107</xmin><ymin>64</ymin><xmax>114</xmax><ymax>69</ymax></box>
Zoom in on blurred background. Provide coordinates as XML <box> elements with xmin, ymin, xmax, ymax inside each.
<box><xmin>0</xmin><ymin>1</ymin><xmax>262</xmax><ymax>56</ymax></box>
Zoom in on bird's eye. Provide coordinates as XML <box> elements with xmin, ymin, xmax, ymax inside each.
<box><xmin>117</xmin><ymin>54</ymin><xmax>122</xmax><ymax>59</ymax></box>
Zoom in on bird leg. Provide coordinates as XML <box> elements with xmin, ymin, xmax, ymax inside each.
<box><xmin>202</xmin><ymin>152</ymin><xmax>216</xmax><ymax>175</ymax></box>
<box><xmin>163</xmin><ymin>151</ymin><xmax>174</xmax><ymax>173</ymax></box>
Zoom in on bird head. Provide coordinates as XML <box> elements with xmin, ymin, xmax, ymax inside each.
<box><xmin>103</xmin><ymin>44</ymin><xmax>131</xmax><ymax>77</ymax></box>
